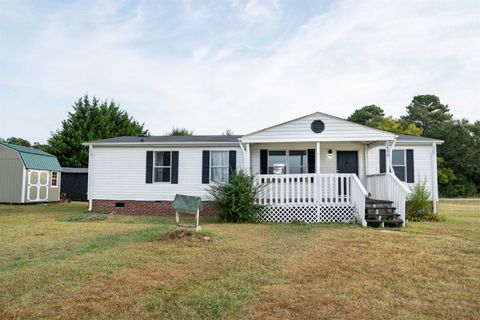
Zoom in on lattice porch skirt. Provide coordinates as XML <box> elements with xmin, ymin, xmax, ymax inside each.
<box><xmin>260</xmin><ymin>204</ymin><xmax>357</xmax><ymax>223</ymax></box>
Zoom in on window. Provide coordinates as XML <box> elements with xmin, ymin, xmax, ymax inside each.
<box><xmin>268</xmin><ymin>151</ymin><xmax>286</xmax><ymax>174</ymax></box>
<box><xmin>210</xmin><ymin>151</ymin><xmax>229</xmax><ymax>183</ymax></box>
<box><xmin>392</xmin><ymin>150</ymin><xmax>406</xmax><ymax>181</ymax></box>
<box><xmin>51</xmin><ymin>172</ymin><xmax>58</xmax><ymax>187</ymax></box>
<box><xmin>268</xmin><ymin>150</ymin><xmax>307</xmax><ymax>174</ymax></box>
<box><xmin>154</xmin><ymin>151</ymin><xmax>171</xmax><ymax>182</ymax></box>
<box><xmin>288</xmin><ymin>150</ymin><xmax>307</xmax><ymax>173</ymax></box>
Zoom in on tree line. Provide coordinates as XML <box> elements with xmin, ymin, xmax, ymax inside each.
<box><xmin>347</xmin><ymin>95</ymin><xmax>479</xmax><ymax>197</ymax></box>
<box><xmin>1</xmin><ymin>94</ymin><xmax>478</xmax><ymax>197</ymax></box>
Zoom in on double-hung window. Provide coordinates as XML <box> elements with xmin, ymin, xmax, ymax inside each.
<box><xmin>268</xmin><ymin>151</ymin><xmax>286</xmax><ymax>174</ymax></box>
<box><xmin>51</xmin><ymin>172</ymin><xmax>58</xmax><ymax>187</ymax></box>
<box><xmin>288</xmin><ymin>150</ymin><xmax>307</xmax><ymax>173</ymax></box>
<box><xmin>392</xmin><ymin>150</ymin><xmax>406</xmax><ymax>181</ymax></box>
<box><xmin>154</xmin><ymin>151</ymin><xmax>171</xmax><ymax>182</ymax></box>
<box><xmin>267</xmin><ymin>150</ymin><xmax>307</xmax><ymax>174</ymax></box>
<box><xmin>210</xmin><ymin>151</ymin><xmax>229</xmax><ymax>183</ymax></box>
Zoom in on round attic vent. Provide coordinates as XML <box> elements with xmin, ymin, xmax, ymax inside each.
<box><xmin>311</xmin><ymin>120</ymin><xmax>325</xmax><ymax>133</ymax></box>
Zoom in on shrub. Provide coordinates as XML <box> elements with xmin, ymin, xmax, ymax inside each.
<box><xmin>407</xmin><ymin>182</ymin><xmax>440</xmax><ymax>222</ymax></box>
<box><xmin>208</xmin><ymin>170</ymin><xmax>264</xmax><ymax>223</ymax></box>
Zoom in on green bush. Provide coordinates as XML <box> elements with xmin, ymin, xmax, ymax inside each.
<box><xmin>208</xmin><ymin>170</ymin><xmax>264</xmax><ymax>223</ymax></box>
<box><xmin>407</xmin><ymin>182</ymin><xmax>440</xmax><ymax>222</ymax></box>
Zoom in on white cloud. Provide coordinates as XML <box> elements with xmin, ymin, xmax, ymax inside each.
<box><xmin>232</xmin><ymin>0</ymin><xmax>282</xmax><ymax>23</ymax></box>
<box><xmin>0</xmin><ymin>0</ymin><xmax>479</xmax><ymax>143</ymax></box>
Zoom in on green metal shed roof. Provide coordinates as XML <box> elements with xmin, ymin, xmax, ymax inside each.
<box><xmin>0</xmin><ymin>143</ymin><xmax>62</xmax><ymax>171</ymax></box>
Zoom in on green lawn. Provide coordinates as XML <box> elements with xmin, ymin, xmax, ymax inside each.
<box><xmin>0</xmin><ymin>201</ymin><xmax>479</xmax><ymax>319</ymax></box>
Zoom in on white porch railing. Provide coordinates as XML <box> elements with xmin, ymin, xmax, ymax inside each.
<box><xmin>366</xmin><ymin>173</ymin><xmax>411</xmax><ymax>225</ymax></box>
<box><xmin>255</xmin><ymin>173</ymin><xmax>368</xmax><ymax>225</ymax></box>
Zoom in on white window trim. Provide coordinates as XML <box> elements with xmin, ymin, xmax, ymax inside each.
<box><xmin>153</xmin><ymin>151</ymin><xmax>172</xmax><ymax>183</ymax></box>
<box><xmin>210</xmin><ymin>150</ymin><xmax>230</xmax><ymax>183</ymax></box>
<box><xmin>267</xmin><ymin>149</ymin><xmax>308</xmax><ymax>174</ymax></box>
<box><xmin>51</xmin><ymin>171</ymin><xmax>59</xmax><ymax>188</ymax></box>
<box><xmin>392</xmin><ymin>149</ymin><xmax>406</xmax><ymax>182</ymax></box>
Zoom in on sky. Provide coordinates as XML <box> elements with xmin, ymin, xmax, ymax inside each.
<box><xmin>1</xmin><ymin>0</ymin><xmax>479</xmax><ymax>143</ymax></box>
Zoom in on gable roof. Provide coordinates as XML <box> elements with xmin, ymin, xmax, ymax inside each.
<box><xmin>240</xmin><ymin>111</ymin><xmax>397</xmax><ymax>143</ymax></box>
<box><xmin>396</xmin><ymin>134</ymin><xmax>443</xmax><ymax>143</ymax></box>
<box><xmin>0</xmin><ymin>143</ymin><xmax>62</xmax><ymax>171</ymax></box>
<box><xmin>84</xmin><ymin>135</ymin><xmax>242</xmax><ymax>146</ymax></box>
<box><xmin>62</xmin><ymin>167</ymin><xmax>88</xmax><ymax>173</ymax></box>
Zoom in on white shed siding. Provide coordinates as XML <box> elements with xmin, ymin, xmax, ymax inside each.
<box><xmin>241</xmin><ymin>112</ymin><xmax>395</xmax><ymax>143</ymax></box>
<box><xmin>250</xmin><ymin>142</ymin><xmax>367</xmax><ymax>183</ymax></box>
<box><xmin>367</xmin><ymin>144</ymin><xmax>436</xmax><ymax>200</ymax></box>
<box><xmin>89</xmin><ymin>146</ymin><xmax>243</xmax><ymax>201</ymax></box>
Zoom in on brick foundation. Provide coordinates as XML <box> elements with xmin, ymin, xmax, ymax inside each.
<box><xmin>92</xmin><ymin>199</ymin><xmax>218</xmax><ymax>217</ymax></box>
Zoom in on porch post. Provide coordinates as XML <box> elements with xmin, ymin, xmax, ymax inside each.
<box><xmin>364</xmin><ymin>144</ymin><xmax>369</xmax><ymax>177</ymax></box>
<box><xmin>315</xmin><ymin>142</ymin><xmax>321</xmax><ymax>220</ymax></box>
<box><xmin>385</xmin><ymin>141</ymin><xmax>392</xmax><ymax>173</ymax></box>
<box><xmin>245</xmin><ymin>143</ymin><xmax>251</xmax><ymax>174</ymax></box>
<box><xmin>316</xmin><ymin>142</ymin><xmax>321</xmax><ymax>173</ymax></box>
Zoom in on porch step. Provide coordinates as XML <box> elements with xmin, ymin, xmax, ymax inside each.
<box><xmin>365</xmin><ymin>198</ymin><xmax>402</xmax><ymax>228</ymax></box>
<box><xmin>366</xmin><ymin>198</ymin><xmax>394</xmax><ymax>205</ymax></box>
<box><xmin>365</xmin><ymin>213</ymin><xmax>401</xmax><ymax>218</ymax></box>
<box><xmin>365</xmin><ymin>207</ymin><xmax>397</xmax><ymax>212</ymax></box>
<box><xmin>365</xmin><ymin>219</ymin><xmax>404</xmax><ymax>227</ymax></box>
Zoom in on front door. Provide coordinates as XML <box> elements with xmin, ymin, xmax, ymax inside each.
<box><xmin>336</xmin><ymin>151</ymin><xmax>359</xmax><ymax>175</ymax></box>
<box><xmin>336</xmin><ymin>151</ymin><xmax>358</xmax><ymax>200</ymax></box>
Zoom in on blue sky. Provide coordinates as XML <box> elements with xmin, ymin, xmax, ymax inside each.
<box><xmin>1</xmin><ymin>0</ymin><xmax>479</xmax><ymax>143</ymax></box>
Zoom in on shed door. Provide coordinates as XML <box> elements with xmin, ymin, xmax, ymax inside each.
<box><xmin>27</xmin><ymin>170</ymin><xmax>49</xmax><ymax>202</ymax></box>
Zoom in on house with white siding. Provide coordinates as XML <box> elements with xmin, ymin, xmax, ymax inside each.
<box><xmin>85</xmin><ymin>112</ymin><xmax>442</xmax><ymax>227</ymax></box>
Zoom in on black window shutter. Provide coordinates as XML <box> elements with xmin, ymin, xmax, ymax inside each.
<box><xmin>260</xmin><ymin>149</ymin><xmax>268</xmax><ymax>174</ymax></box>
<box><xmin>146</xmin><ymin>151</ymin><xmax>153</xmax><ymax>183</ymax></box>
<box><xmin>406</xmin><ymin>149</ymin><xmax>414</xmax><ymax>183</ymax></box>
<box><xmin>379</xmin><ymin>149</ymin><xmax>386</xmax><ymax>173</ymax></box>
<box><xmin>202</xmin><ymin>150</ymin><xmax>210</xmax><ymax>184</ymax></box>
<box><xmin>229</xmin><ymin>150</ymin><xmax>236</xmax><ymax>179</ymax></box>
<box><xmin>171</xmin><ymin>151</ymin><xmax>179</xmax><ymax>184</ymax></box>
<box><xmin>307</xmin><ymin>149</ymin><xmax>315</xmax><ymax>173</ymax></box>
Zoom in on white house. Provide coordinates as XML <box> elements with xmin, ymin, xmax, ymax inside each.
<box><xmin>84</xmin><ymin>112</ymin><xmax>442</xmax><ymax>227</ymax></box>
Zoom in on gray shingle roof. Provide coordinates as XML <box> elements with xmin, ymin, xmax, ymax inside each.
<box><xmin>396</xmin><ymin>134</ymin><xmax>443</xmax><ymax>143</ymax></box>
<box><xmin>62</xmin><ymin>167</ymin><xmax>88</xmax><ymax>173</ymax></box>
<box><xmin>85</xmin><ymin>134</ymin><xmax>441</xmax><ymax>145</ymax></box>
<box><xmin>85</xmin><ymin>135</ymin><xmax>242</xmax><ymax>145</ymax></box>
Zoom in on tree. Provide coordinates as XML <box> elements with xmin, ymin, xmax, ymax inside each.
<box><xmin>347</xmin><ymin>105</ymin><xmax>385</xmax><ymax>128</ymax></box>
<box><xmin>437</xmin><ymin>157</ymin><xmax>455</xmax><ymax>185</ymax></box>
<box><xmin>46</xmin><ymin>95</ymin><xmax>148</xmax><ymax>167</ymax></box>
<box><xmin>435</xmin><ymin>119</ymin><xmax>479</xmax><ymax>197</ymax></box>
<box><xmin>167</xmin><ymin>128</ymin><xmax>194</xmax><ymax>136</ymax></box>
<box><xmin>376</xmin><ymin>117</ymin><xmax>423</xmax><ymax>136</ymax></box>
<box><xmin>222</xmin><ymin>129</ymin><xmax>234</xmax><ymax>136</ymax></box>
<box><xmin>4</xmin><ymin>137</ymin><xmax>32</xmax><ymax>147</ymax></box>
<box><xmin>401</xmin><ymin>95</ymin><xmax>452</xmax><ymax>137</ymax></box>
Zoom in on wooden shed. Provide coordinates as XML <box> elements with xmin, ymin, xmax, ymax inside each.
<box><xmin>0</xmin><ymin>142</ymin><xmax>62</xmax><ymax>203</ymax></box>
<box><xmin>61</xmin><ymin>167</ymin><xmax>88</xmax><ymax>201</ymax></box>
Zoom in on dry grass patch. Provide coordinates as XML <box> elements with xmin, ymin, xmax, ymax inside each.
<box><xmin>0</xmin><ymin>201</ymin><xmax>479</xmax><ymax>319</ymax></box>
<box><xmin>248</xmin><ymin>201</ymin><xmax>480</xmax><ymax>319</ymax></box>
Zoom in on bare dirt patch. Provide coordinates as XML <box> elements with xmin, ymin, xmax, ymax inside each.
<box><xmin>156</xmin><ymin>229</ymin><xmax>213</xmax><ymax>243</ymax></box>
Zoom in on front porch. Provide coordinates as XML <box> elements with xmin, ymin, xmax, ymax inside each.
<box><xmin>241</xmin><ymin>140</ymin><xmax>410</xmax><ymax>226</ymax></box>
<box><xmin>255</xmin><ymin>173</ymin><xmax>367</xmax><ymax>224</ymax></box>
<box><xmin>253</xmin><ymin>172</ymin><xmax>409</xmax><ymax>226</ymax></box>
<box><xmin>239</xmin><ymin>112</ymin><xmax>411</xmax><ymax>227</ymax></box>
